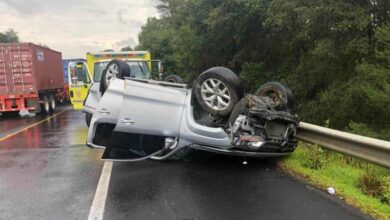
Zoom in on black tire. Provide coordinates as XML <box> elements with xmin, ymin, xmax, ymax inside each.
<box><xmin>101</xmin><ymin>59</ymin><xmax>130</xmax><ymax>93</ymax></box>
<box><xmin>41</xmin><ymin>96</ymin><xmax>51</xmax><ymax>114</ymax></box>
<box><xmin>164</xmin><ymin>75</ymin><xmax>184</xmax><ymax>83</ymax></box>
<box><xmin>228</xmin><ymin>98</ymin><xmax>248</xmax><ymax>125</ymax></box>
<box><xmin>255</xmin><ymin>82</ymin><xmax>295</xmax><ymax>111</ymax></box>
<box><xmin>99</xmin><ymin>69</ymin><xmax>107</xmax><ymax>94</ymax></box>
<box><xmin>195</xmin><ymin>67</ymin><xmax>244</xmax><ymax>116</ymax></box>
<box><xmin>85</xmin><ymin>112</ymin><xmax>92</xmax><ymax>127</ymax></box>
<box><xmin>49</xmin><ymin>94</ymin><xmax>56</xmax><ymax>113</ymax></box>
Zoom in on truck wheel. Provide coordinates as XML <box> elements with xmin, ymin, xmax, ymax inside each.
<box><xmin>255</xmin><ymin>82</ymin><xmax>295</xmax><ymax>112</ymax></box>
<box><xmin>164</xmin><ymin>75</ymin><xmax>184</xmax><ymax>84</ymax></box>
<box><xmin>195</xmin><ymin>67</ymin><xmax>244</xmax><ymax>116</ymax></box>
<box><xmin>101</xmin><ymin>59</ymin><xmax>130</xmax><ymax>93</ymax></box>
<box><xmin>49</xmin><ymin>94</ymin><xmax>56</xmax><ymax>112</ymax></box>
<box><xmin>85</xmin><ymin>112</ymin><xmax>92</xmax><ymax>127</ymax></box>
<box><xmin>41</xmin><ymin>96</ymin><xmax>51</xmax><ymax>114</ymax></box>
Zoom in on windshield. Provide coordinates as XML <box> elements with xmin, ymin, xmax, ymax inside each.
<box><xmin>93</xmin><ymin>60</ymin><xmax>150</xmax><ymax>82</ymax></box>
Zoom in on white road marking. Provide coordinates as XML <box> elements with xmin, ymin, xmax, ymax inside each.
<box><xmin>88</xmin><ymin>161</ymin><xmax>113</xmax><ymax>220</ymax></box>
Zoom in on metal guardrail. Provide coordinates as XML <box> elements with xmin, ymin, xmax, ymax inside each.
<box><xmin>297</xmin><ymin>122</ymin><xmax>390</xmax><ymax>168</ymax></box>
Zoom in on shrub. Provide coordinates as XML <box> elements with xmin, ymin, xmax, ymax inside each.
<box><xmin>239</xmin><ymin>62</ymin><xmax>269</xmax><ymax>93</ymax></box>
<box><xmin>358</xmin><ymin>166</ymin><xmax>385</xmax><ymax>200</ymax></box>
<box><xmin>301</xmin><ymin>144</ymin><xmax>327</xmax><ymax>170</ymax></box>
<box><xmin>343</xmin><ymin>156</ymin><xmax>366</xmax><ymax>169</ymax></box>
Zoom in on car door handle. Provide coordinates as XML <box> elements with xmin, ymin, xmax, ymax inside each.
<box><xmin>120</xmin><ymin>118</ymin><xmax>134</xmax><ymax>125</ymax></box>
<box><xmin>98</xmin><ymin>108</ymin><xmax>110</xmax><ymax>114</ymax></box>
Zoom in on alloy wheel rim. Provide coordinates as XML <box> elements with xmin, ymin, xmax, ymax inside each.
<box><xmin>105</xmin><ymin>63</ymin><xmax>119</xmax><ymax>86</ymax></box>
<box><xmin>200</xmin><ymin>78</ymin><xmax>231</xmax><ymax>111</ymax></box>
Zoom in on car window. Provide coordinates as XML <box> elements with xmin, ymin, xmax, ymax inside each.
<box><xmin>80</xmin><ymin>64</ymin><xmax>91</xmax><ymax>84</ymax></box>
<box><xmin>94</xmin><ymin>61</ymin><xmax>150</xmax><ymax>82</ymax></box>
<box><xmin>128</xmin><ymin>61</ymin><xmax>150</xmax><ymax>79</ymax></box>
<box><xmin>70</xmin><ymin>63</ymin><xmax>90</xmax><ymax>85</ymax></box>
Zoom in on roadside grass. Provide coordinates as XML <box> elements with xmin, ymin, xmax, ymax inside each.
<box><xmin>279</xmin><ymin>143</ymin><xmax>390</xmax><ymax>220</ymax></box>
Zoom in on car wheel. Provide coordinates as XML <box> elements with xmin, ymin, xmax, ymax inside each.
<box><xmin>195</xmin><ymin>67</ymin><xmax>244</xmax><ymax>116</ymax></box>
<box><xmin>85</xmin><ymin>112</ymin><xmax>92</xmax><ymax>127</ymax></box>
<box><xmin>101</xmin><ymin>59</ymin><xmax>130</xmax><ymax>92</ymax></box>
<box><xmin>164</xmin><ymin>75</ymin><xmax>184</xmax><ymax>83</ymax></box>
<box><xmin>255</xmin><ymin>82</ymin><xmax>295</xmax><ymax>111</ymax></box>
<box><xmin>41</xmin><ymin>95</ymin><xmax>50</xmax><ymax>114</ymax></box>
<box><xmin>49</xmin><ymin>94</ymin><xmax>56</xmax><ymax>113</ymax></box>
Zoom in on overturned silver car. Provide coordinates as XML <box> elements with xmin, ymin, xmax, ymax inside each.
<box><xmin>84</xmin><ymin>60</ymin><xmax>299</xmax><ymax>161</ymax></box>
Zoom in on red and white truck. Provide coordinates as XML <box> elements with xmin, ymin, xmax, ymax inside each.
<box><xmin>0</xmin><ymin>43</ymin><xmax>66</xmax><ymax>115</ymax></box>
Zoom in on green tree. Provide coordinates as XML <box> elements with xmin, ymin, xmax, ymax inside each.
<box><xmin>137</xmin><ymin>17</ymin><xmax>178</xmax><ymax>76</ymax></box>
<box><xmin>0</xmin><ymin>29</ymin><xmax>20</xmax><ymax>43</ymax></box>
<box><xmin>265</xmin><ymin>0</ymin><xmax>383</xmax><ymax>128</ymax></box>
<box><xmin>137</xmin><ymin>0</ymin><xmax>389</xmax><ymax>137</ymax></box>
<box><xmin>349</xmin><ymin>25</ymin><xmax>390</xmax><ymax>139</ymax></box>
<box><xmin>121</xmin><ymin>46</ymin><xmax>133</xmax><ymax>51</ymax></box>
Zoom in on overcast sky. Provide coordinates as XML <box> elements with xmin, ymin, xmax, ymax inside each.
<box><xmin>0</xmin><ymin>0</ymin><xmax>159</xmax><ymax>58</ymax></box>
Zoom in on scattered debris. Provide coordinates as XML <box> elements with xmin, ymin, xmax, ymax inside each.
<box><xmin>19</xmin><ymin>109</ymin><xmax>31</xmax><ymax>117</ymax></box>
<box><xmin>19</xmin><ymin>109</ymin><xmax>36</xmax><ymax>117</ymax></box>
<box><xmin>327</xmin><ymin>187</ymin><xmax>336</xmax><ymax>195</ymax></box>
<box><xmin>306</xmin><ymin>185</ymin><xmax>314</xmax><ymax>191</ymax></box>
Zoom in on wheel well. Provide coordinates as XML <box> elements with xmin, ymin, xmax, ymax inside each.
<box><xmin>92</xmin><ymin>123</ymin><xmax>116</xmax><ymax>146</ymax></box>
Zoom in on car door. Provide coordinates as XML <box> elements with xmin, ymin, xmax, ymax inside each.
<box><xmin>93</xmin><ymin>79</ymin><xmax>185</xmax><ymax>161</ymax></box>
<box><xmin>113</xmin><ymin>79</ymin><xmax>188</xmax><ymax>137</ymax></box>
<box><xmin>68</xmin><ymin>61</ymin><xmax>92</xmax><ymax>110</ymax></box>
<box><xmin>105</xmin><ymin>79</ymin><xmax>187</xmax><ymax>161</ymax></box>
<box><xmin>83</xmin><ymin>82</ymin><xmax>101</xmax><ymax>114</ymax></box>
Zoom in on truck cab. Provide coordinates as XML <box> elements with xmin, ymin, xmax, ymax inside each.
<box><xmin>68</xmin><ymin>51</ymin><xmax>154</xmax><ymax>110</ymax></box>
<box><xmin>68</xmin><ymin>62</ymin><xmax>92</xmax><ymax>109</ymax></box>
<box><xmin>79</xmin><ymin>51</ymin><xmax>158</xmax><ymax>126</ymax></box>
<box><xmin>82</xmin><ymin>58</ymin><xmax>152</xmax><ymax>114</ymax></box>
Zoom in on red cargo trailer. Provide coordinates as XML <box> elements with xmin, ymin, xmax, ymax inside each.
<box><xmin>0</xmin><ymin>43</ymin><xmax>65</xmax><ymax>114</ymax></box>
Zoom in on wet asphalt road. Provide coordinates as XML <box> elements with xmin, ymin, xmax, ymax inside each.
<box><xmin>0</xmin><ymin>112</ymin><xmax>49</xmax><ymax>138</ymax></box>
<box><xmin>0</xmin><ymin>108</ymin><xmax>371</xmax><ymax>220</ymax></box>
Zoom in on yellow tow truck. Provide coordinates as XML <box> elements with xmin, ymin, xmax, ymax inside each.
<box><xmin>68</xmin><ymin>51</ymin><xmax>153</xmax><ymax>109</ymax></box>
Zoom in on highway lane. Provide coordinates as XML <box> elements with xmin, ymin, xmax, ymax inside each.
<box><xmin>0</xmin><ymin>109</ymin><xmax>372</xmax><ymax>219</ymax></box>
<box><xmin>0</xmin><ymin>111</ymin><xmax>47</xmax><ymax>138</ymax></box>
<box><xmin>0</xmin><ymin>109</ymin><xmax>104</xmax><ymax>220</ymax></box>
<box><xmin>105</xmin><ymin>153</ymin><xmax>371</xmax><ymax>220</ymax></box>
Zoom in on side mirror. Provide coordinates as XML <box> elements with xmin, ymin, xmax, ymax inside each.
<box><xmin>74</xmin><ymin>62</ymin><xmax>91</xmax><ymax>85</ymax></box>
